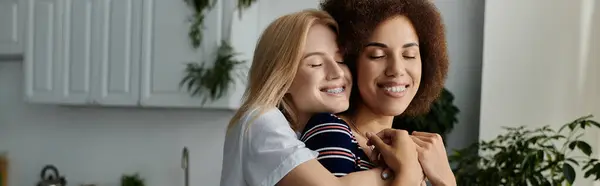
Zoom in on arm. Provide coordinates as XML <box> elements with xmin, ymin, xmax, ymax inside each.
<box><xmin>242</xmin><ymin>110</ymin><xmax>390</xmax><ymax>186</ymax></box>
<box><xmin>278</xmin><ymin>118</ymin><xmax>390</xmax><ymax>186</ymax></box>
<box><xmin>278</xmin><ymin>160</ymin><xmax>388</xmax><ymax>186</ymax></box>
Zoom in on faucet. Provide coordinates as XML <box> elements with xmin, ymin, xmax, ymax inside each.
<box><xmin>182</xmin><ymin>147</ymin><xmax>189</xmax><ymax>186</ymax></box>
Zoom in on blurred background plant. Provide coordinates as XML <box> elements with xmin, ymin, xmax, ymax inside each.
<box><xmin>449</xmin><ymin>115</ymin><xmax>600</xmax><ymax>186</ymax></box>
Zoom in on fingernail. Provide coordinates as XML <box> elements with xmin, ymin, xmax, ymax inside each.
<box><xmin>381</xmin><ymin>172</ymin><xmax>389</xmax><ymax>180</ymax></box>
<box><xmin>366</xmin><ymin>132</ymin><xmax>372</xmax><ymax>138</ymax></box>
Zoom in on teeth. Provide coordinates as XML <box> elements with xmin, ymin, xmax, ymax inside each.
<box><xmin>384</xmin><ymin>86</ymin><xmax>406</xmax><ymax>93</ymax></box>
<box><xmin>326</xmin><ymin>88</ymin><xmax>344</xmax><ymax>94</ymax></box>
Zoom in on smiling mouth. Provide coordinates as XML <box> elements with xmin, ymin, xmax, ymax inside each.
<box><xmin>378</xmin><ymin>84</ymin><xmax>409</xmax><ymax>93</ymax></box>
<box><xmin>320</xmin><ymin>86</ymin><xmax>346</xmax><ymax>94</ymax></box>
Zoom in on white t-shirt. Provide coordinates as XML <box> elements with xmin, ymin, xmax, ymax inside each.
<box><xmin>220</xmin><ymin>107</ymin><xmax>318</xmax><ymax>186</ymax></box>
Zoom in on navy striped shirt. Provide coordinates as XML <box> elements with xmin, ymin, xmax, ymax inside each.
<box><xmin>300</xmin><ymin>113</ymin><xmax>376</xmax><ymax>176</ymax></box>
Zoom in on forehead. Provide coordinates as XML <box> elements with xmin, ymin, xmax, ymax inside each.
<box><xmin>306</xmin><ymin>23</ymin><xmax>336</xmax><ymax>45</ymax></box>
<box><xmin>304</xmin><ymin>24</ymin><xmax>338</xmax><ymax>50</ymax></box>
<box><xmin>368</xmin><ymin>15</ymin><xmax>419</xmax><ymax>45</ymax></box>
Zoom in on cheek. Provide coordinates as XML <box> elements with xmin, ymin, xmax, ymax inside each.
<box><xmin>289</xmin><ymin>69</ymin><xmax>312</xmax><ymax>93</ymax></box>
<box><xmin>356</xmin><ymin>60</ymin><xmax>378</xmax><ymax>95</ymax></box>
<box><xmin>341</xmin><ymin>66</ymin><xmax>352</xmax><ymax>82</ymax></box>
<box><xmin>410</xmin><ymin>61</ymin><xmax>423</xmax><ymax>85</ymax></box>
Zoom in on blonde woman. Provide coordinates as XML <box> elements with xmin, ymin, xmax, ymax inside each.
<box><xmin>219</xmin><ymin>9</ymin><xmax>423</xmax><ymax>186</ymax></box>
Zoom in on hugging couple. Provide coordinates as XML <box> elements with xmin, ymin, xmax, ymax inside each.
<box><xmin>220</xmin><ymin>0</ymin><xmax>453</xmax><ymax>185</ymax></box>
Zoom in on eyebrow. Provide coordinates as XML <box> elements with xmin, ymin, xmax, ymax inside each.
<box><xmin>364</xmin><ymin>42</ymin><xmax>419</xmax><ymax>48</ymax></box>
<box><xmin>303</xmin><ymin>52</ymin><xmax>326</xmax><ymax>59</ymax></box>
<box><xmin>303</xmin><ymin>51</ymin><xmax>342</xmax><ymax>59</ymax></box>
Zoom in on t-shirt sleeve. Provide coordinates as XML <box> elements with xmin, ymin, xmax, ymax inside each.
<box><xmin>242</xmin><ymin>109</ymin><xmax>318</xmax><ymax>186</ymax></box>
<box><xmin>300</xmin><ymin>113</ymin><xmax>358</xmax><ymax>177</ymax></box>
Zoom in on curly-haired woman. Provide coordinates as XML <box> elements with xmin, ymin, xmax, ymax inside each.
<box><xmin>299</xmin><ymin>0</ymin><xmax>455</xmax><ymax>185</ymax></box>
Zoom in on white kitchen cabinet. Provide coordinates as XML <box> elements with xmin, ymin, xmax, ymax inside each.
<box><xmin>0</xmin><ymin>0</ymin><xmax>25</xmax><ymax>55</ymax></box>
<box><xmin>24</xmin><ymin>0</ymin><xmax>242</xmax><ymax>109</ymax></box>
<box><xmin>139</xmin><ymin>0</ymin><xmax>236</xmax><ymax>109</ymax></box>
<box><xmin>24</xmin><ymin>0</ymin><xmax>67</xmax><ymax>103</ymax></box>
<box><xmin>90</xmin><ymin>0</ymin><xmax>142</xmax><ymax>106</ymax></box>
<box><xmin>24</xmin><ymin>0</ymin><xmax>142</xmax><ymax>106</ymax></box>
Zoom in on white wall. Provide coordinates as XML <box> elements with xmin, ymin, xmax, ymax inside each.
<box><xmin>0</xmin><ymin>0</ymin><xmax>485</xmax><ymax>185</ymax></box>
<box><xmin>436</xmin><ymin>0</ymin><xmax>485</xmax><ymax>152</ymax></box>
<box><xmin>480</xmin><ymin>0</ymin><xmax>600</xmax><ymax>185</ymax></box>
<box><xmin>1</xmin><ymin>61</ymin><xmax>233</xmax><ymax>186</ymax></box>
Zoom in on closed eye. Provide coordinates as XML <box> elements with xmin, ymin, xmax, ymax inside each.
<box><xmin>403</xmin><ymin>56</ymin><xmax>416</xmax><ymax>59</ymax></box>
<box><xmin>369</xmin><ymin>55</ymin><xmax>385</xmax><ymax>59</ymax></box>
<box><xmin>310</xmin><ymin>64</ymin><xmax>322</xmax><ymax>67</ymax></box>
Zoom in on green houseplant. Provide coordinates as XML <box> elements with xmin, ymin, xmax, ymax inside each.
<box><xmin>449</xmin><ymin>115</ymin><xmax>600</xmax><ymax>186</ymax></box>
<box><xmin>392</xmin><ymin>87</ymin><xmax>459</xmax><ymax>142</ymax></box>
<box><xmin>180</xmin><ymin>41</ymin><xmax>247</xmax><ymax>104</ymax></box>
<box><xmin>180</xmin><ymin>0</ymin><xmax>257</xmax><ymax>104</ymax></box>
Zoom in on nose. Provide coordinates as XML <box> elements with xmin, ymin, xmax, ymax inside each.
<box><xmin>385</xmin><ymin>54</ymin><xmax>406</xmax><ymax>77</ymax></box>
<box><xmin>326</xmin><ymin>60</ymin><xmax>344</xmax><ymax>81</ymax></box>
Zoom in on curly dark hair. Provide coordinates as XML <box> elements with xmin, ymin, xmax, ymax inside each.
<box><xmin>321</xmin><ymin>0</ymin><xmax>449</xmax><ymax>116</ymax></box>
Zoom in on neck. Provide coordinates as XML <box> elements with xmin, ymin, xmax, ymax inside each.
<box><xmin>343</xmin><ymin>103</ymin><xmax>394</xmax><ymax>135</ymax></box>
<box><xmin>295</xmin><ymin>111</ymin><xmax>310</xmax><ymax>132</ymax></box>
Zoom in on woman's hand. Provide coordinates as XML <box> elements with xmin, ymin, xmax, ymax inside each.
<box><xmin>366</xmin><ymin>129</ymin><xmax>423</xmax><ymax>186</ymax></box>
<box><xmin>410</xmin><ymin>131</ymin><xmax>456</xmax><ymax>186</ymax></box>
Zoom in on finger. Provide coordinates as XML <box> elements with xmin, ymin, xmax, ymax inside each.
<box><xmin>367</xmin><ymin>133</ymin><xmax>392</xmax><ymax>154</ymax></box>
<box><xmin>411</xmin><ymin>136</ymin><xmax>428</xmax><ymax>147</ymax></box>
<box><xmin>369</xmin><ymin>144</ymin><xmax>380</xmax><ymax>162</ymax></box>
<box><xmin>413</xmin><ymin>134</ymin><xmax>445</xmax><ymax>147</ymax></box>
<box><xmin>366</xmin><ymin>132</ymin><xmax>374</xmax><ymax>146</ymax></box>
<box><xmin>412</xmin><ymin>135</ymin><xmax>434</xmax><ymax>143</ymax></box>
<box><xmin>381</xmin><ymin>168</ymin><xmax>394</xmax><ymax>180</ymax></box>
<box><xmin>367</xmin><ymin>131</ymin><xmax>394</xmax><ymax>146</ymax></box>
<box><xmin>379</xmin><ymin>159</ymin><xmax>388</xmax><ymax>169</ymax></box>
<box><xmin>375</xmin><ymin>128</ymin><xmax>403</xmax><ymax>141</ymax></box>
<box><xmin>412</xmin><ymin>131</ymin><xmax>439</xmax><ymax>138</ymax></box>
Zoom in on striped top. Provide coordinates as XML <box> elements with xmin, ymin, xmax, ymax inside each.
<box><xmin>300</xmin><ymin>113</ymin><xmax>377</xmax><ymax>177</ymax></box>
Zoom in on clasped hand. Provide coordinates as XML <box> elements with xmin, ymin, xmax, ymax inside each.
<box><xmin>366</xmin><ymin>129</ymin><xmax>456</xmax><ymax>186</ymax></box>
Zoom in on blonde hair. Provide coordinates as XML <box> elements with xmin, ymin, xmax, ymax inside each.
<box><xmin>228</xmin><ymin>9</ymin><xmax>338</xmax><ymax>131</ymax></box>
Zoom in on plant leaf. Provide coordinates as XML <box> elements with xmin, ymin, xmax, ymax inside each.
<box><xmin>588</xmin><ymin>120</ymin><xmax>600</xmax><ymax>128</ymax></box>
<box><xmin>563</xmin><ymin>163</ymin><xmax>576</xmax><ymax>184</ymax></box>
<box><xmin>569</xmin><ymin>141</ymin><xmax>593</xmax><ymax>156</ymax></box>
<box><xmin>566</xmin><ymin>158</ymin><xmax>580</xmax><ymax>166</ymax></box>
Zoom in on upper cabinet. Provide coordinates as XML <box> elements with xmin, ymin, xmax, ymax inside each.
<box><xmin>24</xmin><ymin>0</ymin><xmax>142</xmax><ymax>106</ymax></box>
<box><xmin>138</xmin><ymin>0</ymin><xmax>235</xmax><ymax>108</ymax></box>
<box><xmin>21</xmin><ymin>0</ymin><xmax>324</xmax><ymax>109</ymax></box>
<box><xmin>23</xmin><ymin>0</ymin><xmax>241</xmax><ymax>109</ymax></box>
<box><xmin>0</xmin><ymin>0</ymin><xmax>26</xmax><ymax>55</ymax></box>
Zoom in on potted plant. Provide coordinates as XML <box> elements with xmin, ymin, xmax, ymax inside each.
<box><xmin>449</xmin><ymin>115</ymin><xmax>600</xmax><ymax>186</ymax></box>
<box><xmin>392</xmin><ymin>87</ymin><xmax>460</xmax><ymax>143</ymax></box>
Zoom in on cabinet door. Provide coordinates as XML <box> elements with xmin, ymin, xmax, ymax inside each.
<box><xmin>0</xmin><ymin>0</ymin><xmax>25</xmax><ymax>55</ymax></box>
<box><xmin>139</xmin><ymin>0</ymin><xmax>237</xmax><ymax>109</ymax></box>
<box><xmin>90</xmin><ymin>0</ymin><xmax>142</xmax><ymax>106</ymax></box>
<box><xmin>57</xmin><ymin>0</ymin><xmax>95</xmax><ymax>104</ymax></box>
<box><xmin>23</xmin><ymin>0</ymin><xmax>67</xmax><ymax>103</ymax></box>
<box><xmin>24</xmin><ymin>0</ymin><xmax>141</xmax><ymax>106</ymax></box>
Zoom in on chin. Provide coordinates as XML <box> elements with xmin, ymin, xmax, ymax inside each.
<box><xmin>374</xmin><ymin>104</ymin><xmax>410</xmax><ymax>116</ymax></box>
<box><xmin>326</xmin><ymin>103</ymin><xmax>349</xmax><ymax>114</ymax></box>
